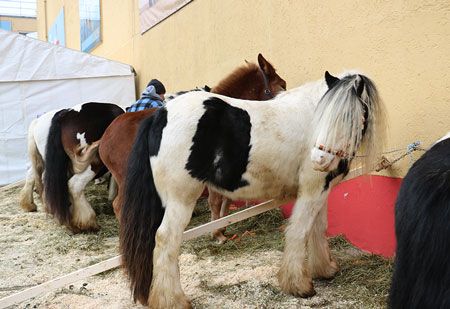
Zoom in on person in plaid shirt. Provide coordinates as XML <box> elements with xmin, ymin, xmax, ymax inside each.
<box><xmin>127</xmin><ymin>79</ymin><xmax>166</xmax><ymax>112</ymax></box>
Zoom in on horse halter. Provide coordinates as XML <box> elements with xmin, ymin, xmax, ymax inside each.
<box><xmin>314</xmin><ymin>144</ymin><xmax>350</xmax><ymax>159</ymax></box>
<box><xmin>258</xmin><ymin>67</ymin><xmax>273</xmax><ymax>99</ymax></box>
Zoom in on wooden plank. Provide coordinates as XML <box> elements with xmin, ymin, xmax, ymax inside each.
<box><xmin>183</xmin><ymin>199</ymin><xmax>278</xmax><ymax>241</ymax></box>
<box><xmin>0</xmin><ymin>256</ymin><xmax>121</xmax><ymax>309</ymax></box>
<box><xmin>0</xmin><ymin>199</ymin><xmax>280</xmax><ymax>308</ymax></box>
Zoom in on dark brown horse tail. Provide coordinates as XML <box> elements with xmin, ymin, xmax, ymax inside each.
<box><xmin>43</xmin><ymin>109</ymin><xmax>72</xmax><ymax>226</ymax></box>
<box><xmin>120</xmin><ymin>108</ymin><xmax>167</xmax><ymax>305</ymax></box>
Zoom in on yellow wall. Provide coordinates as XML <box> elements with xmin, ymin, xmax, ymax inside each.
<box><xmin>0</xmin><ymin>15</ymin><xmax>36</xmax><ymax>33</ymax></box>
<box><xmin>37</xmin><ymin>0</ymin><xmax>450</xmax><ymax>176</ymax></box>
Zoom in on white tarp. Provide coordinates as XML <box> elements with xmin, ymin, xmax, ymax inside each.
<box><xmin>0</xmin><ymin>29</ymin><xmax>136</xmax><ymax>185</ymax></box>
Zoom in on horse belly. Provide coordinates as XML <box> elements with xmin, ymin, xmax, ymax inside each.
<box><xmin>224</xmin><ymin>178</ymin><xmax>298</xmax><ymax>201</ymax></box>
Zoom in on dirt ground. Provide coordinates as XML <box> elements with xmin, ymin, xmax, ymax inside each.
<box><xmin>0</xmin><ymin>182</ymin><xmax>392</xmax><ymax>308</ymax></box>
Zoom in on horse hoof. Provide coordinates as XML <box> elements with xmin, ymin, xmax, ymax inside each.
<box><xmin>212</xmin><ymin>231</ymin><xmax>227</xmax><ymax>244</ymax></box>
<box><xmin>20</xmin><ymin>200</ymin><xmax>37</xmax><ymax>212</ymax></box>
<box><xmin>70</xmin><ymin>222</ymin><xmax>100</xmax><ymax>234</ymax></box>
<box><xmin>313</xmin><ymin>259</ymin><xmax>340</xmax><ymax>280</ymax></box>
<box><xmin>298</xmin><ymin>287</ymin><xmax>317</xmax><ymax>298</ymax></box>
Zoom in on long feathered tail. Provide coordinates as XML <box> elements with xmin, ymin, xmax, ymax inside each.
<box><xmin>119</xmin><ymin>109</ymin><xmax>167</xmax><ymax>305</ymax></box>
<box><xmin>43</xmin><ymin>109</ymin><xmax>72</xmax><ymax>225</ymax></box>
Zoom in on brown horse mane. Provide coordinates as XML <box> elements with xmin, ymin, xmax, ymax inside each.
<box><xmin>211</xmin><ymin>62</ymin><xmax>261</xmax><ymax>95</ymax></box>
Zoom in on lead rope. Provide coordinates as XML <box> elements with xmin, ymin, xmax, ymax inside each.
<box><xmin>375</xmin><ymin>141</ymin><xmax>426</xmax><ymax>172</ymax></box>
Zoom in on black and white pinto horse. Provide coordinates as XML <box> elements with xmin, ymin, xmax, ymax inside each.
<box><xmin>19</xmin><ymin>102</ymin><xmax>124</xmax><ymax>232</ymax></box>
<box><xmin>120</xmin><ymin>70</ymin><xmax>386</xmax><ymax>307</ymax></box>
<box><xmin>389</xmin><ymin>132</ymin><xmax>450</xmax><ymax>309</ymax></box>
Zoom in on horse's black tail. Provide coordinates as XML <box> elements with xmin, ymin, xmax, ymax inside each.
<box><xmin>43</xmin><ymin>110</ymin><xmax>72</xmax><ymax>226</ymax></box>
<box><xmin>120</xmin><ymin>108</ymin><xmax>167</xmax><ymax>305</ymax></box>
<box><xmin>389</xmin><ymin>137</ymin><xmax>450</xmax><ymax>309</ymax></box>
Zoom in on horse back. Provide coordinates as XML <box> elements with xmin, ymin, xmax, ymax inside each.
<box><xmin>163</xmin><ymin>92</ymin><xmax>309</xmax><ymax>201</ymax></box>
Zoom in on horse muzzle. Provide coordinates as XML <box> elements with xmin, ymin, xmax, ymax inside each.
<box><xmin>310</xmin><ymin>148</ymin><xmax>339</xmax><ymax>172</ymax></box>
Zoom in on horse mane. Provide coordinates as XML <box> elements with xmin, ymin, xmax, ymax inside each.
<box><xmin>211</xmin><ymin>62</ymin><xmax>260</xmax><ymax>95</ymax></box>
<box><xmin>312</xmin><ymin>73</ymin><xmax>387</xmax><ymax>172</ymax></box>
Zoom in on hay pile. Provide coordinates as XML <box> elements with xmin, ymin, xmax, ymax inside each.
<box><xmin>0</xmin><ymin>182</ymin><xmax>392</xmax><ymax>308</ymax></box>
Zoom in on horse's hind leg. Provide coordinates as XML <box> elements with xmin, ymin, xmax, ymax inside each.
<box><xmin>68</xmin><ymin>165</ymin><xmax>99</xmax><ymax>232</ymax></box>
<box><xmin>20</xmin><ymin>168</ymin><xmax>37</xmax><ymax>212</ymax></box>
<box><xmin>208</xmin><ymin>189</ymin><xmax>227</xmax><ymax>243</ymax></box>
<box><xmin>307</xmin><ymin>202</ymin><xmax>339</xmax><ymax>279</ymax></box>
<box><xmin>20</xmin><ymin>124</ymin><xmax>43</xmax><ymax>212</ymax></box>
<box><xmin>108</xmin><ymin>176</ymin><xmax>118</xmax><ymax>201</ymax></box>
<box><xmin>149</xmin><ymin>196</ymin><xmax>198</xmax><ymax>309</ymax></box>
<box><xmin>112</xmin><ymin>184</ymin><xmax>124</xmax><ymax>219</ymax></box>
<box><xmin>278</xmin><ymin>195</ymin><xmax>326</xmax><ymax>297</ymax></box>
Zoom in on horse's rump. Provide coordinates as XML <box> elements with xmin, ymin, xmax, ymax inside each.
<box><xmin>99</xmin><ymin>108</ymin><xmax>157</xmax><ymax>184</ymax></box>
<box><xmin>390</xmin><ymin>136</ymin><xmax>450</xmax><ymax>309</ymax></box>
<box><xmin>42</xmin><ymin>102</ymin><xmax>124</xmax><ymax>228</ymax></box>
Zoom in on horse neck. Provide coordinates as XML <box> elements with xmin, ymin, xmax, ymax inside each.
<box><xmin>212</xmin><ymin>64</ymin><xmax>264</xmax><ymax>100</ymax></box>
<box><xmin>276</xmin><ymin>77</ymin><xmax>327</xmax><ymax>108</ymax></box>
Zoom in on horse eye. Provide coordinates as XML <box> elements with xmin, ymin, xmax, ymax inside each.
<box><xmin>264</xmin><ymin>89</ymin><xmax>271</xmax><ymax>95</ymax></box>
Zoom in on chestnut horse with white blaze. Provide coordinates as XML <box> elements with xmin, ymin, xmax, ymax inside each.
<box><xmin>99</xmin><ymin>53</ymin><xmax>286</xmax><ymax>242</ymax></box>
<box><xmin>120</xmin><ymin>70</ymin><xmax>386</xmax><ymax>307</ymax></box>
<box><xmin>19</xmin><ymin>103</ymin><xmax>124</xmax><ymax>232</ymax></box>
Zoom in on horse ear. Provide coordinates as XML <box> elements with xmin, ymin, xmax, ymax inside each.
<box><xmin>325</xmin><ymin>71</ymin><xmax>340</xmax><ymax>89</ymax></box>
<box><xmin>354</xmin><ymin>75</ymin><xmax>365</xmax><ymax>97</ymax></box>
<box><xmin>258</xmin><ymin>53</ymin><xmax>274</xmax><ymax>76</ymax></box>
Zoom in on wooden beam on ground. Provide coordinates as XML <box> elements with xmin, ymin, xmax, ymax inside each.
<box><xmin>183</xmin><ymin>199</ymin><xmax>278</xmax><ymax>241</ymax></box>
<box><xmin>0</xmin><ymin>199</ymin><xmax>280</xmax><ymax>309</ymax></box>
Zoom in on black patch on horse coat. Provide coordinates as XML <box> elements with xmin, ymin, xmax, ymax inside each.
<box><xmin>323</xmin><ymin>159</ymin><xmax>349</xmax><ymax>191</ymax></box>
<box><xmin>120</xmin><ymin>108</ymin><xmax>167</xmax><ymax>306</ymax></box>
<box><xmin>186</xmin><ymin>97</ymin><xmax>252</xmax><ymax>192</ymax></box>
<box><xmin>389</xmin><ymin>138</ymin><xmax>450</xmax><ymax>309</ymax></box>
<box><xmin>72</xmin><ymin>102</ymin><xmax>124</xmax><ymax>144</ymax></box>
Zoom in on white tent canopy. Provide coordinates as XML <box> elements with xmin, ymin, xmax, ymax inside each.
<box><xmin>0</xmin><ymin>29</ymin><xmax>136</xmax><ymax>185</ymax></box>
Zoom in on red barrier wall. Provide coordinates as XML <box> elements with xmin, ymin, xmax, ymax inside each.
<box><xmin>280</xmin><ymin>175</ymin><xmax>401</xmax><ymax>257</ymax></box>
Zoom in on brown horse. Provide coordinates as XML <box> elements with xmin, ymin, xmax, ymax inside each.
<box><xmin>99</xmin><ymin>53</ymin><xmax>286</xmax><ymax>241</ymax></box>
<box><xmin>19</xmin><ymin>103</ymin><xmax>124</xmax><ymax>232</ymax></box>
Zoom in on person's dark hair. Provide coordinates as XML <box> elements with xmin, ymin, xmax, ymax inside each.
<box><xmin>147</xmin><ymin>79</ymin><xmax>166</xmax><ymax>95</ymax></box>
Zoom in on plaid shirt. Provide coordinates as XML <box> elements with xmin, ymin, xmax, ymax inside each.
<box><xmin>127</xmin><ymin>97</ymin><xmax>163</xmax><ymax>112</ymax></box>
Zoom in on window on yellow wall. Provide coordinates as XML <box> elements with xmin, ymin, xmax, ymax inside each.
<box><xmin>139</xmin><ymin>0</ymin><xmax>192</xmax><ymax>34</ymax></box>
<box><xmin>79</xmin><ymin>0</ymin><xmax>101</xmax><ymax>52</ymax></box>
<box><xmin>0</xmin><ymin>21</ymin><xmax>12</xmax><ymax>31</ymax></box>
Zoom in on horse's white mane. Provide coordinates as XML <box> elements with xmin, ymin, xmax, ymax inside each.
<box><xmin>310</xmin><ymin>71</ymin><xmax>386</xmax><ymax>172</ymax></box>
<box><xmin>277</xmin><ymin>70</ymin><xmax>385</xmax><ymax>172</ymax></box>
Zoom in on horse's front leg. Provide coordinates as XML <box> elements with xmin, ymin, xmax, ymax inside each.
<box><xmin>149</xmin><ymin>197</ymin><xmax>196</xmax><ymax>309</ymax></box>
<box><xmin>307</xmin><ymin>202</ymin><xmax>339</xmax><ymax>279</ymax></box>
<box><xmin>278</xmin><ymin>195</ymin><xmax>326</xmax><ymax>297</ymax></box>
